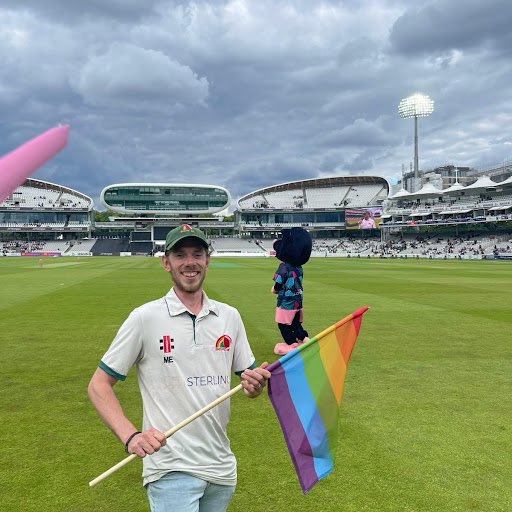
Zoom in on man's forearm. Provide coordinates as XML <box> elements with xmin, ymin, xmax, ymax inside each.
<box><xmin>88</xmin><ymin>372</ymin><xmax>139</xmax><ymax>444</ymax></box>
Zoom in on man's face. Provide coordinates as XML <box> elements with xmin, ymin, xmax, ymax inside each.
<box><xmin>162</xmin><ymin>239</ymin><xmax>209</xmax><ymax>294</ymax></box>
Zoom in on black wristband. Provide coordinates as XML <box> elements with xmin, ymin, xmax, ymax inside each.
<box><xmin>124</xmin><ymin>431</ymin><xmax>141</xmax><ymax>453</ymax></box>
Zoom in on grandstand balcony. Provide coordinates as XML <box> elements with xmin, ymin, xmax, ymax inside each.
<box><xmin>237</xmin><ymin>176</ymin><xmax>389</xmax><ymax>212</ymax></box>
<box><xmin>0</xmin><ymin>178</ymin><xmax>93</xmax><ymax>237</ymax></box>
<box><xmin>383</xmin><ymin>179</ymin><xmax>512</xmax><ymax>229</ymax></box>
<box><xmin>236</xmin><ymin>176</ymin><xmax>388</xmax><ymax>235</ymax></box>
<box><xmin>1</xmin><ymin>179</ymin><xmax>93</xmax><ymax>211</ymax></box>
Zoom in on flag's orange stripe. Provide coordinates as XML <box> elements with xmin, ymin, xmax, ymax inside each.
<box><xmin>338</xmin><ymin>319</ymin><xmax>358</xmax><ymax>365</ymax></box>
<box><xmin>319</xmin><ymin>330</ymin><xmax>347</xmax><ymax>405</ymax></box>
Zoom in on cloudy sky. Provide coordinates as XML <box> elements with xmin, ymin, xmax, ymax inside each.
<box><xmin>1</xmin><ymin>0</ymin><xmax>512</xmax><ymax>208</ymax></box>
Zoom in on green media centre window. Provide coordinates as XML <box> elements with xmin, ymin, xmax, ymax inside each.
<box><xmin>103</xmin><ymin>185</ymin><xmax>229</xmax><ymax>213</ymax></box>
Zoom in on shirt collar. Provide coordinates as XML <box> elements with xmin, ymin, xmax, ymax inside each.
<box><xmin>164</xmin><ymin>287</ymin><xmax>219</xmax><ymax>318</ymax></box>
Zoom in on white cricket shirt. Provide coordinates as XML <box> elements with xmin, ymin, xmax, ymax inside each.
<box><xmin>100</xmin><ymin>288</ymin><xmax>255</xmax><ymax>486</ymax></box>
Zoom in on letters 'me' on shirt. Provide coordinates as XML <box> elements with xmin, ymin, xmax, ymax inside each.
<box><xmin>100</xmin><ymin>288</ymin><xmax>255</xmax><ymax>487</ymax></box>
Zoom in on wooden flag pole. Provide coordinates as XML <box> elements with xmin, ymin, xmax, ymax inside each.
<box><xmin>89</xmin><ymin>383</ymin><xmax>243</xmax><ymax>487</ymax></box>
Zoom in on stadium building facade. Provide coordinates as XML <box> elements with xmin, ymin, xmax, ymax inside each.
<box><xmin>100</xmin><ymin>183</ymin><xmax>230</xmax><ymax>215</ymax></box>
<box><xmin>0</xmin><ymin>178</ymin><xmax>93</xmax><ymax>253</ymax></box>
<box><xmin>2</xmin><ymin>171</ymin><xmax>512</xmax><ymax>259</ymax></box>
<box><xmin>382</xmin><ymin>173</ymin><xmax>512</xmax><ymax>236</ymax></box>
<box><xmin>95</xmin><ymin>183</ymin><xmax>233</xmax><ymax>255</ymax></box>
<box><xmin>235</xmin><ymin>176</ymin><xmax>389</xmax><ymax>238</ymax></box>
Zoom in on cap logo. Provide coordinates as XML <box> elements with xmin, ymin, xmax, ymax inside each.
<box><xmin>181</xmin><ymin>224</ymin><xmax>193</xmax><ymax>232</ymax></box>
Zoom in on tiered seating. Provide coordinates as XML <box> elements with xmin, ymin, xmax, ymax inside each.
<box><xmin>305</xmin><ymin>187</ymin><xmax>349</xmax><ymax>208</ymax></box>
<box><xmin>40</xmin><ymin>241</ymin><xmax>69</xmax><ymax>252</ymax></box>
<box><xmin>210</xmin><ymin>238</ymin><xmax>266</xmax><ymax>253</ymax></box>
<box><xmin>1</xmin><ymin>184</ymin><xmax>91</xmax><ymax>209</ymax></box>
<box><xmin>238</xmin><ymin>194</ymin><xmax>268</xmax><ymax>209</ymax></box>
<box><xmin>91</xmin><ymin>239</ymin><xmax>130</xmax><ymax>255</ymax></box>
<box><xmin>69</xmin><ymin>239</ymin><xmax>96</xmax><ymax>252</ymax></box>
<box><xmin>3</xmin><ymin>186</ymin><xmax>61</xmax><ymax>208</ymax></box>
<box><xmin>127</xmin><ymin>241</ymin><xmax>153</xmax><ymax>254</ymax></box>
<box><xmin>264</xmin><ymin>189</ymin><xmax>298</xmax><ymax>208</ymax></box>
<box><xmin>257</xmin><ymin>239</ymin><xmax>276</xmax><ymax>251</ymax></box>
<box><xmin>344</xmin><ymin>184</ymin><xmax>384</xmax><ymax>207</ymax></box>
<box><xmin>58</xmin><ymin>192</ymin><xmax>90</xmax><ymax>208</ymax></box>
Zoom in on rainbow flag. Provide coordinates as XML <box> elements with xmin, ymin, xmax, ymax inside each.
<box><xmin>267</xmin><ymin>307</ymin><xmax>368</xmax><ymax>494</ymax></box>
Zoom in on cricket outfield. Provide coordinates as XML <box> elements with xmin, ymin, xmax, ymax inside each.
<box><xmin>0</xmin><ymin>256</ymin><xmax>510</xmax><ymax>512</ymax></box>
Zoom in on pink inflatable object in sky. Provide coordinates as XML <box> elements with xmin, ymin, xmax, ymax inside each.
<box><xmin>0</xmin><ymin>125</ymin><xmax>69</xmax><ymax>203</ymax></box>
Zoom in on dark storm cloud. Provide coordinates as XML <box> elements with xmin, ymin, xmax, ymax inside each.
<box><xmin>0</xmin><ymin>0</ymin><xmax>162</xmax><ymax>23</ymax></box>
<box><xmin>317</xmin><ymin>118</ymin><xmax>401</xmax><ymax>148</ymax></box>
<box><xmin>390</xmin><ymin>0</ymin><xmax>512</xmax><ymax>55</ymax></box>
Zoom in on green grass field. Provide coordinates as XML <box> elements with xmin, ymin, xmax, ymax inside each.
<box><xmin>1</xmin><ymin>256</ymin><xmax>511</xmax><ymax>512</ymax></box>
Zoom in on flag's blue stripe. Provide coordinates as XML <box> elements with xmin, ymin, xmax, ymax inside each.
<box><xmin>284</xmin><ymin>353</ymin><xmax>333</xmax><ymax>480</ymax></box>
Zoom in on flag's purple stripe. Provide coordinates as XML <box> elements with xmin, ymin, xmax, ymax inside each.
<box><xmin>284</xmin><ymin>350</ymin><xmax>333</xmax><ymax>485</ymax></box>
<box><xmin>268</xmin><ymin>361</ymin><xmax>318</xmax><ymax>493</ymax></box>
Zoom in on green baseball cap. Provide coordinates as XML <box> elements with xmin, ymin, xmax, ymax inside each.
<box><xmin>164</xmin><ymin>224</ymin><xmax>209</xmax><ymax>252</ymax></box>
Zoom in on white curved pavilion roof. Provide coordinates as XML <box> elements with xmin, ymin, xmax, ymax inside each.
<box><xmin>389</xmin><ymin>188</ymin><xmax>411</xmax><ymax>199</ymax></box>
<box><xmin>464</xmin><ymin>175</ymin><xmax>498</xmax><ymax>190</ymax></box>
<box><xmin>0</xmin><ymin>178</ymin><xmax>93</xmax><ymax>210</ymax></box>
<box><xmin>441</xmin><ymin>182</ymin><xmax>465</xmax><ymax>194</ymax></box>
<box><xmin>408</xmin><ymin>182</ymin><xmax>443</xmax><ymax>197</ymax></box>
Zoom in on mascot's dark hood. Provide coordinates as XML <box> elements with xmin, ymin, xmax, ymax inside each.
<box><xmin>273</xmin><ymin>227</ymin><xmax>312</xmax><ymax>266</ymax></box>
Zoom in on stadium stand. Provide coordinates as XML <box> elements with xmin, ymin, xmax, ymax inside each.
<box><xmin>264</xmin><ymin>189</ymin><xmax>297</xmax><ymax>209</ymax></box>
<box><xmin>39</xmin><ymin>240</ymin><xmax>70</xmax><ymax>253</ymax></box>
<box><xmin>383</xmin><ymin>173</ymin><xmax>512</xmax><ymax>228</ymax></box>
<box><xmin>90</xmin><ymin>239</ymin><xmax>130</xmax><ymax>255</ymax></box>
<box><xmin>67</xmin><ymin>239</ymin><xmax>97</xmax><ymax>253</ymax></box>
<box><xmin>236</xmin><ymin>176</ymin><xmax>388</xmax><ymax>238</ymax></box>
<box><xmin>305</xmin><ymin>186</ymin><xmax>350</xmax><ymax>208</ymax></box>
<box><xmin>210</xmin><ymin>237</ymin><xmax>266</xmax><ymax>254</ymax></box>
<box><xmin>344</xmin><ymin>183</ymin><xmax>387</xmax><ymax>206</ymax></box>
<box><xmin>0</xmin><ymin>179</ymin><xmax>93</xmax><ymax>242</ymax></box>
<box><xmin>307</xmin><ymin>234</ymin><xmax>511</xmax><ymax>259</ymax></box>
<box><xmin>3</xmin><ymin>170</ymin><xmax>511</xmax><ymax>260</ymax></box>
<box><xmin>127</xmin><ymin>241</ymin><xmax>153</xmax><ymax>255</ymax></box>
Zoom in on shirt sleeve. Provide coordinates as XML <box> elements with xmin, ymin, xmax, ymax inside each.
<box><xmin>231</xmin><ymin>309</ymin><xmax>255</xmax><ymax>374</ymax></box>
<box><xmin>99</xmin><ymin>308</ymin><xmax>144</xmax><ymax>381</ymax></box>
<box><xmin>273</xmin><ymin>263</ymin><xmax>286</xmax><ymax>290</ymax></box>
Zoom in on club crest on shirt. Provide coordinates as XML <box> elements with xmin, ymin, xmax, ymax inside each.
<box><xmin>160</xmin><ymin>335</ymin><xmax>175</xmax><ymax>363</ymax></box>
<box><xmin>215</xmin><ymin>335</ymin><xmax>231</xmax><ymax>351</ymax></box>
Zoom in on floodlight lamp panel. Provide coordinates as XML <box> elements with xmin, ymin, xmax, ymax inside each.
<box><xmin>398</xmin><ymin>93</ymin><xmax>434</xmax><ymax>118</ymax></box>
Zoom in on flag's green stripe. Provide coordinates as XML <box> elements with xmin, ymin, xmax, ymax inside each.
<box><xmin>301</xmin><ymin>342</ymin><xmax>339</xmax><ymax>461</ymax></box>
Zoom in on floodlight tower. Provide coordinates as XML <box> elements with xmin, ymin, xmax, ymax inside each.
<box><xmin>398</xmin><ymin>93</ymin><xmax>434</xmax><ymax>180</ymax></box>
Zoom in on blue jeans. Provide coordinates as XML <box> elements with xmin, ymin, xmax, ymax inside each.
<box><xmin>146</xmin><ymin>472</ymin><xmax>236</xmax><ymax>512</ymax></box>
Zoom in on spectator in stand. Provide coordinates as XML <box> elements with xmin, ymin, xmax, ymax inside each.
<box><xmin>359</xmin><ymin>211</ymin><xmax>377</xmax><ymax>230</ymax></box>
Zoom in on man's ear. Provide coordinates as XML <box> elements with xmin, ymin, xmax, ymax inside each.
<box><xmin>161</xmin><ymin>254</ymin><xmax>171</xmax><ymax>272</ymax></box>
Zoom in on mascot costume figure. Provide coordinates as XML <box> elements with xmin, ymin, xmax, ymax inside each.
<box><xmin>271</xmin><ymin>227</ymin><xmax>312</xmax><ymax>355</ymax></box>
